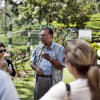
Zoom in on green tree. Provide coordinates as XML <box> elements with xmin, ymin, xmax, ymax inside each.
<box><xmin>8</xmin><ymin>0</ymin><xmax>91</xmax><ymax>29</ymax></box>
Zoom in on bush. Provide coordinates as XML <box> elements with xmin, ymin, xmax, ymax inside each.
<box><xmin>4</xmin><ymin>46</ymin><xmax>27</xmax><ymax>62</ymax></box>
<box><xmin>90</xmin><ymin>42</ymin><xmax>100</xmax><ymax>54</ymax></box>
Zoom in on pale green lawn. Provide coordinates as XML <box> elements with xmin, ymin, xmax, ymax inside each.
<box><xmin>62</xmin><ymin>67</ymin><xmax>75</xmax><ymax>83</ymax></box>
<box><xmin>14</xmin><ymin>74</ymin><xmax>34</xmax><ymax>100</ymax></box>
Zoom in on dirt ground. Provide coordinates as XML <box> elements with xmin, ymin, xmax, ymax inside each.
<box><xmin>12</xmin><ymin>70</ymin><xmax>33</xmax><ymax>81</ymax></box>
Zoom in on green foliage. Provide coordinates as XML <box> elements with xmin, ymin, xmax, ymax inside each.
<box><xmin>54</xmin><ymin>28</ymin><xmax>77</xmax><ymax>46</ymax></box>
<box><xmin>85</xmin><ymin>14</ymin><xmax>100</xmax><ymax>29</ymax></box>
<box><xmin>90</xmin><ymin>42</ymin><xmax>100</xmax><ymax>54</ymax></box>
<box><xmin>86</xmin><ymin>21</ymin><xmax>100</xmax><ymax>29</ymax></box>
<box><xmin>0</xmin><ymin>32</ymin><xmax>39</xmax><ymax>47</ymax></box>
<box><xmin>9</xmin><ymin>46</ymin><xmax>27</xmax><ymax>61</ymax></box>
<box><xmin>54</xmin><ymin>28</ymin><xmax>68</xmax><ymax>46</ymax></box>
<box><xmin>0</xmin><ymin>34</ymin><xmax>28</xmax><ymax>47</ymax></box>
<box><xmin>0</xmin><ymin>34</ymin><xmax>8</xmax><ymax>46</ymax></box>
<box><xmin>93</xmin><ymin>32</ymin><xmax>100</xmax><ymax>35</ymax></box>
<box><xmin>7</xmin><ymin>1</ymin><xmax>17</xmax><ymax>16</ymax></box>
<box><xmin>87</xmin><ymin>4</ymin><xmax>97</xmax><ymax>14</ymax></box>
<box><xmin>7</xmin><ymin>0</ymin><xmax>91</xmax><ymax>29</ymax></box>
<box><xmin>16</xmin><ymin>60</ymin><xmax>33</xmax><ymax>71</ymax></box>
<box><xmin>90</xmin><ymin>43</ymin><xmax>100</xmax><ymax>67</ymax></box>
<box><xmin>0</xmin><ymin>13</ymin><xmax>9</xmax><ymax>34</ymax></box>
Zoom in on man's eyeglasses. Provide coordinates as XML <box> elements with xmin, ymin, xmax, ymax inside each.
<box><xmin>40</xmin><ymin>34</ymin><xmax>47</xmax><ymax>37</ymax></box>
<box><xmin>40</xmin><ymin>34</ymin><xmax>50</xmax><ymax>37</ymax></box>
<box><xmin>0</xmin><ymin>49</ymin><xmax>6</xmax><ymax>53</ymax></box>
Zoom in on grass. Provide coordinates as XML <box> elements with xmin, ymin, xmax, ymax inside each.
<box><xmin>14</xmin><ymin>74</ymin><xmax>34</xmax><ymax>100</ymax></box>
<box><xmin>16</xmin><ymin>60</ymin><xmax>33</xmax><ymax>71</ymax></box>
<box><xmin>85</xmin><ymin>14</ymin><xmax>100</xmax><ymax>29</ymax></box>
<box><xmin>86</xmin><ymin>21</ymin><xmax>100</xmax><ymax>29</ymax></box>
<box><xmin>0</xmin><ymin>34</ymin><xmax>8</xmax><ymax>46</ymax></box>
<box><xmin>13</xmin><ymin>60</ymin><xmax>34</xmax><ymax>100</ymax></box>
<box><xmin>62</xmin><ymin>67</ymin><xmax>75</xmax><ymax>83</ymax></box>
<box><xmin>0</xmin><ymin>33</ymin><xmax>39</xmax><ymax>47</ymax></box>
<box><xmin>0</xmin><ymin>34</ymin><xmax>27</xmax><ymax>47</ymax></box>
<box><xmin>13</xmin><ymin>60</ymin><xmax>75</xmax><ymax>100</ymax></box>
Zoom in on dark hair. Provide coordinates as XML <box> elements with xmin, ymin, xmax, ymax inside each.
<box><xmin>0</xmin><ymin>42</ymin><xmax>5</xmax><ymax>48</ymax></box>
<box><xmin>42</xmin><ymin>27</ymin><xmax>53</xmax><ymax>35</ymax></box>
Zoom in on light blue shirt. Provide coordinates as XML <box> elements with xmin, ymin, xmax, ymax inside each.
<box><xmin>30</xmin><ymin>42</ymin><xmax>66</xmax><ymax>75</ymax></box>
<box><xmin>0</xmin><ymin>70</ymin><xmax>20</xmax><ymax>100</ymax></box>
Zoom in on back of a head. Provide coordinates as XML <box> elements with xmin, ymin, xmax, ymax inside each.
<box><xmin>65</xmin><ymin>38</ymin><xmax>100</xmax><ymax>100</ymax></box>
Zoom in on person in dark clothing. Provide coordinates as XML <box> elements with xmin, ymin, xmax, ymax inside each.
<box><xmin>0</xmin><ymin>42</ymin><xmax>16</xmax><ymax>76</ymax></box>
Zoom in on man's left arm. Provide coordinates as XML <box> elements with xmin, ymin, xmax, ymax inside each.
<box><xmin>42</xmin><ymin>46</ymin><xmax>66</xmax><ymax>70</ymax></box>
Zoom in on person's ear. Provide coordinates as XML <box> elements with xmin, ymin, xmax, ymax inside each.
<box><xmin>50</xmin><ymin>35</ymin><xmax>53</xmax><ymax>38</ymax></box>
<box><xmin>67</xmin><ymin>62</ymin><xmax>74</xmax><ymax>73</ymax></box>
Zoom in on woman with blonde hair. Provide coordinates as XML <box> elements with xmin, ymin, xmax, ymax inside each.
<box><xmin>40</xmin><ymin>38</ymin><xmax>100</xmax><ymax>100</ymax></box>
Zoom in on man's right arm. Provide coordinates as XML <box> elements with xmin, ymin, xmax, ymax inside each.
<box><xmin>30</xmin><ymin>45</ymin><xmax>44</xmax><ymax>75</ymax></box>
<box><xmin>30</xmin><ymin>62</ymin><xmax>37</xmax><ymax>71</ymax></box>
<box><xmin>30</xmin><ymin>62</ymin><xmax>44</xmax><ymax>75</ymax></box>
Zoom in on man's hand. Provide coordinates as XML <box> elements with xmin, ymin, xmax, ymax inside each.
<box><xmin>42</xmin><ymin>53</ymin><xmax>51</xmax><ymax>61</ymax></box>
<box><xmin>30</xmin><ymin>62</ymin><xmax>44</xmax><ymax>75</ymax></box>
<box><xmin>42</xmin><ymin>53</ymin><xmax>63</xmax><ymax>70</ymax></box>
<box><xmin>36</xmin><ymin>67</ymin><xmax>44</xmax><ymax>75</ymax></box>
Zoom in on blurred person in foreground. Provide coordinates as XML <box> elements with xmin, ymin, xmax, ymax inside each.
<box><xmin>0</xmin><ymin>42</ymin><xmax>16</xmax><ymax>76</ymax></box>
<box><xmin>0</xmin><ymin>69</ymin><xmax>19</xmax><ymax>100</ymax></box>
<box><xmin>30</xmin><ymin>27</ymin><xmax>65</xmax><ymax>100</ymax></box>
<box><xmin>40</xmin><ymin>38</ymin><xmax>100</xmax><ymax>100</ymax></box>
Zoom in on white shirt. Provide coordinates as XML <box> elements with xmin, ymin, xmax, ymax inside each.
<box><xmin>0</xmin><ymin>70</ymin><xmax>20</xmax><ymax>100</ymax></box>
<box><xmin>40</xmin><ymin>79</ymin><xmax>91</xmax><ymax>100</ymax></box>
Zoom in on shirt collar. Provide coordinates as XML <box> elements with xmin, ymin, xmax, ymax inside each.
<box><xmin>50</xmin><ymin>41</ymin><xmax>54</xmax><ymax>50</ymax></box>
<box><xmin>43</xmin><ymin>41</ymin><xmax>54</xmax><ymax>50</ymax></box>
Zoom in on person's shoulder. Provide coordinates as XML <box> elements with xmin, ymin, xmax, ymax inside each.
<box><xmin>0</xmin><ymin>70</ymin><xmax>9</xmax><ymax>80</ymax></box>
<box><xmin>35</xmin><ymin>44</ymin><xmax>44</xmax><ymax>49</ymax></box>
<box><xmin>40</xmin><ymin>81</ymin><xmax>66</xmax><ymax>100</ymax></box>
<box><xmin>57</xmin><ymin>81</ymin><xmax>66</xmax><ymax>88</ymax></box>
<box><xmin>0</xmin><ymin>69</ymin><xmax>6</xmax><ymax>75</ymax></box>
<box><xmin>5</xmin><ymin>59</ymin><xmax>11</xmax><ymax>63</ymax></box>
<box><xmin>0</xmin><ymin>70</ymin><xmax>7</xmax><ymax>86</ymax></box>
<box><xmin>53</xmin><ymin>42</ymin><xmax>64</xmax><ymax>51</ymax></box>
<box><xmin>51</xmin><ymin>81</ymin><xmax>66</xmax><ymax>92</ymax></box>
<box><xmin>69</xmin><ymin>79</ymin><xmax>88</xmax><ymax>89</ymax></box>
<box><xmin>54</xmin><ymin>42</ymin><xmax>63</xmax><ymax>47</ymax></box>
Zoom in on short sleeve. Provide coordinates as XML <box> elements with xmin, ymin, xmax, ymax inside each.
<box><xmin>30</xmin><ymin>45</ymin><xmax>39</xmax><ymax>63</ymax></box>
<box><xmin>57</xmin><ymin>46</ymin><xmax>66</xmax><ymax>67</ymax></box>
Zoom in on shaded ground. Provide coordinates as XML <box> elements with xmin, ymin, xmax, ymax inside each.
<box><xmin>13</xmin><ymin>70</ymin><xmax>34</xmax><ymax>100</ymax></box>
<box><xmin>12</xmin><ymin>70</ymin><xmax>33</xmax><ymax>81</ymax></box>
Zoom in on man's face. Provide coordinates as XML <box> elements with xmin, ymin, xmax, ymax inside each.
<box><xmin>40</xmin><ymin>29</ymin><xmax>53</xmax><ymax>46</ymax></box>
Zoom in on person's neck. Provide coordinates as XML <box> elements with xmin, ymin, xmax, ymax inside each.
<box><xmin>72</xmin><ymin>67</ymin><xmax>87</xmax><ymax>80</ymax></box>
<box><xmin>74</xmin><ymin>74</ymin><xmax>87</xmax><ymax>80</ymax></box>
<box><xmin>0</xmin><ymin>57</ymin><xmax>4</xmax><ymax>61</ymax></box>
<box><xmin>44</xmin><ymin>42</ymin><xmax>52</xmax><ymax>49</ymax></box>
<box><xmin>45</xmin><ymin>45</ymin><xmax>50</xmax><ymax>49</ymax></box>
